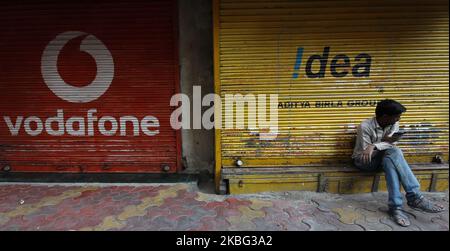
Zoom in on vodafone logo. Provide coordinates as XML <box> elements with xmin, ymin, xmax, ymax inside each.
<box><xmin>41</xmin><ymin>31</ymin><xmax>114</xmax><ymax>103</ymax></box>
<box><xmin>1</xmin><ymin>31</ymin><xmax>161</xmax><ymax>137</ymax></box>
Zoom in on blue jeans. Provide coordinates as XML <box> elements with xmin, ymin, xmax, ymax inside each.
<box><xmin>354</xmin><ymin>147</ymin><xmax>422</xmax><ymax>209</ymax></box>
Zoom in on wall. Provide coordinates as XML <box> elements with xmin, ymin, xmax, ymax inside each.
<box><xmin>178</xmin><ymin>0</ymin><xmax>215</xmax><ymax>174</ymax></box>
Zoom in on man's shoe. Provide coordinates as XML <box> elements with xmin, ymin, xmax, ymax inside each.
<box><xmin>388</xmin><ymin>208</ymin><xmax>410</xmax><ymax>227</ymax></box>
<box><xmin>407</xmin><ymin>196</ymin><xmax>445</xmax><ymax>213</ymax></box>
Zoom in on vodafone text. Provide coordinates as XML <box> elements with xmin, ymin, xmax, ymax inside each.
<box><xmin>3</xmin><ymin>109</ymin><xmax>160</xmax><ymax>137</ymax></box>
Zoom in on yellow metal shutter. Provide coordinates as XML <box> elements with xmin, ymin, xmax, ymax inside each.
<box><xmin>216</xmin><ymin>0</ymin><xmax>449</xmax><ymax>168</ymax></box>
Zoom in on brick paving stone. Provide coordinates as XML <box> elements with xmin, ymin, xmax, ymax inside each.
<box><xmin>356</xmin><ymin>201</ymin><xmax>385</xmax><ymax>213</ymax></box>
<box><xmin>225</xmin><ymin>198</ymin><xmax>252</xmax><ymax>208</ymax></box>
<box><xmin>270</xmin><ymin>217</ymin><xmax>305</xmax><ymax>231</ymax></box>
<box><xmin>430</xmin><ymin>217</ymin><xmax>449</xmax><ymax>231</ymax></box>
<box><xmin>354</xmin><ymin>219</ymin><xmax>392</xmax><ymax>231</ymax></box>
<box><xmin>348</xmin><ymin>193</ymin><xmax>378</xmax><ymax>201</ymax></box>
<box><xmin>160</xmin><ymin>197</ymin><xmax>183</xmax><ymax>209</ymax></box>
<box><xmin>0</xmin><ymin>186</ymin><xmax>72</xmax><ymax>213</ymax></box>
<box><xmin>150</xmin><ymin>215</ymin><xmax>177</xmax><ymax>230</ymax></box>
<box><xmin>379</xmin><ymin>217</ymin><xmax>421</xmax><ymax>231</ymax></box>
<box><xmin>204</xmin><ymin>201</ymin><xmax>229</xmax><ymax>210</ymax></box>
<box><xmin>281</xmin><ymin>220</ymin><xmax>310</xmax><ymax>231</ymax></box>
<box><xmin>355</xmin><ymin>208</ymin><xmax>385</xmax><ymax>223</ymax></box>
<box><xmin>310</xmin><ymin>197</ymin><xmax>349</xmax><ymax>215</ymax></box>
<box><xmin>439</xmin><ymin>212</ymin><xmax>449</xmax><ymax>222</ymax></box>
<box><xmin>55</xmin><ymin>216</ymin><xmax>84</xmax><ymax>231</ymax></box>
<box><xmin>315</xmin><ymin>210</ymin><xmax>365</xmax><ymax>231</ymax></box>
<box><xmin>372</xmin><ymin>193</ymin><xmax>389</xmax><ymax>203</ymax></box>
<box><xmin>113</xmin><ymin>216</ymin><xmax>144</xmax><ymax>231</ymax></box>
<box><xmin>283</xmin><ymin>206</ymin><xmax>315</xmax><ymax>224</ymax></box>
<box><xmin>137</xmin><ymin>190</ymin><xmax>159</xmax><ymax>199</ymax></box>
<box><xmin>332</xmin><ymin>206</ymin><xmax>365</xmax><ymax>225</ymax></box>
<box><xmin>262</xmin><ymin>207</ymin><xmax>290</xmax><ymax>220</ymax></box>
<box><xmin>407</xmin><ymin>212</ymin><xmax>448</xmax><ymax>231</ymax></box>
<box><xmin>18</xmin><ymin>214</ymin><xmax>48</xmax><ymax>230</ymax></box>
<box><xmin>404</xmin><ymin>208</ymin><xmax>437</xmax><ymax>222</ymax></box>
<box><xmin>178</xmin><ymin>190</ymin><xmax>199</xmax><ymax>200</ymax></box>
<box><xmin>228</xmin><ymin>220</ymin><xmax>257</xmax><ymax>231</ymax></box>
<box><xmin>302</xmin><ymin>218</ymin><xmax>338</xmax><ymax>231</ymax></box>
<box><xmin>175</xmin><ymin>215</ymin><xmax>200</xmax><ymax>231</ymax></box>
<box><xmin>250</xmin><ymin>218</ymin><xmax>281</xmax><ymax>231</ymax></box>
<box><xmin>215</xmin><ymin>206</ymin><xmax>242</xmax><ymax>219</ymax></box>
<box><xmin>0</xmin><ymin>184</ymin><xmax>447</xmax><ymax>231</ymax></box>
<box><xmin>312</xmin><ymin>202</ymin><xmax>333</xmax><ymax>213</ymax></box>
<box><xmin>196</xmin><ymin>216</ymin><xmax>231</xmax><ymax>231</ymax></box>
<box><xmin>193</xmin><ymin>205</ymin><xmax>218</xmax><ymax>218</ymax></box>
<box><xmin>144</xmin><ymin>207</ymin><xmax>172</xmax><ymax>221</ymax></box>
<box><xmin>271</xmin><ymin>199</ymin><xmax>298</xmax><ymax>210</ymax></box>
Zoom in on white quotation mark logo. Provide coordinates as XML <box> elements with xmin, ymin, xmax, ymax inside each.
<box><xmin>41</xmin><ymin>31</ymin><xmax>114</xmax><ymax>103</ymax></box>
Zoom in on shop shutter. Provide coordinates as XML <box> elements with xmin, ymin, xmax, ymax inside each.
<box><xmin>0</xmin><ymin>0</ymin><xmax>181</xmax><ymax>173</ymax></box>
<box><xmin>215</xmin><ymin>0</ymin><xmax>449</xmax><ymax>168</ymax></box>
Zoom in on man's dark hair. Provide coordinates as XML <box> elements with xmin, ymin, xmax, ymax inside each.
<box><xmin>375</xmin><ymin>99</ymin><xmax>407</xmax><ymax>117</ymax></box>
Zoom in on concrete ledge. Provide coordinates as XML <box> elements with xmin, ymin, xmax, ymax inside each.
<box><xmin>222</xmin><ymin>164</ymin><xmax>449</xmax><ymax>176</ymax></box>
<box><xmin>221</xmin><ymin>164</ymin><xmax>449</xmax><ymax>194</ymax></box>
<box><xmin>0</xmin><ymin>172</ymin><xmax>199</xmax><ymax>184</ymax></box>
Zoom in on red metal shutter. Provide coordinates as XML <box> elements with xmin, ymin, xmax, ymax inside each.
<box><xmin>0</xmin><ymin>0</ymin><xmax>181</xmax><ymax>173</ymax></box>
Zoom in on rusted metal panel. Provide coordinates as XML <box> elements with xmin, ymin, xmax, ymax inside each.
<box><xmin>0</xmin><ymin>0</ymin><xmax>181</xmax><ymax>173</ymax></box>
<box><xmin>216</xmin><ymin>0</ymin><xmax>449</xmax><ymax>168</ymax></box>
<box><xmin>224</xmin><ymin>166</ymin><xmax>449</xmax><ymax>194</ymax></box>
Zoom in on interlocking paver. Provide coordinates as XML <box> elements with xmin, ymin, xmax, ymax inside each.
<box><xmin>302</xmin><ymin>218</ymin><xmax>338</xmax><ymax>231</ymax></box>
<box><xmin>354</xmin><ymin>208</ymin><xmax>382</xmax><ymax>223</ymax></box>
<box><xmin>316</xmin><ymin>210</ymin><xmax>365</xmax><ymax>231</ymax></box>
<box><xmin>440</xmin><ymin>212</ymin><xmax>449</xmax><ymax>222</ymax></box>
<box><xmin>332</xmin><ymin>206</ymin><xmax>365</xmax><ymax>225</ymax></box>
<box><xmin>0</xmin><ymin>183</ymin><xmax>447</xmax><ymax>231</ymax></box>
<box><xmin>354</xmin><ymin>219</ymin><xmax>392</xmax><ymax>231</ymax></box>
<box><xmin>379</xmin><ymin>217</ymin><xmax>422</xmax><ymax>231</ymax></box>
<box><xmin>408</xmin><ymin>213</ymin><xmax>448</xmax><ymax>231</ymax></box>
<box><xmin>430</xmin><ymin>217</ymin><xmax>450</xmax><ymax>231</ymax></box>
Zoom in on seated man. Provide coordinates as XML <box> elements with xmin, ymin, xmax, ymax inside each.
<box><xmin>352</xmin><ymin>99</ymin><xmax>444</xmax><ymax>227</ymax></box>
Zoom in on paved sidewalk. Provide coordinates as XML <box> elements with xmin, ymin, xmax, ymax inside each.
<box><xmin>0</xmin><ymin>183</ymin><xmax>447</xmax><ymax>231</ymax></box>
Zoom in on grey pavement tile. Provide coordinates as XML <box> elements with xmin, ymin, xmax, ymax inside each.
<box><xmin>199</xmin><ymin>216</ymin><xmax>231</xmax><ymax>231</ymax></box>
<box><xmin>357</xmin><ymin>201</ymin><xmax>385</xmax><ymax>213</ymax></box>
<box><xmin>372</xmin><ymin>193</ymin><xmax>389</xmax><ymax>202</ymax></box>
<box><xmin>283</xmin><ymin>220</ymin><xmax>310</xmax><ymax>231</ymax></box>
<box><xmin>263</xmin><ymin>207</ymin><xmax>291</xmax><ymax>221</ymax></box>
<box><xmin>283</xmin><ymin>206</ymin><xmax>315</xmax><ymax>223</ymax></box>
<box><xmin>302</xmin><ymin>218</ymin><xmax>338</xmax><ymax>231</ymax></box>
<box><xmin>408</xmin><ymin>213</ymin><xmax>449</xmax><ymax>231</ymax></box>
<box><xmin>0</xmin><ymin>183</ymin><xmax>447</xmax><ymax>231</ymax></box>
<box><xmin>379</xmin><ymin>217</ymin><xmax>421</xmax><ymax>231</ymax></box>
<box><xmin>174</xmin><ymin>215</ymin><xmax>200</xmax><ymax>231</ymax></box>
<box><xmin>228</xmin><ymin>220</ymin><xmax>257</xmax><ymax>231</ymax></box>
<box><xmin>120</xmin><ymin>216</ymin><xmax>147</xmax><ymax>231</ymax></box>
<box><xmin>354</xmin><ymin>219</ymin><xmax>392</xmax><ymax>231</ymax></box>
<box><xmin>439</xmin><ymin>212</ymin><xmax>449</xmax><ymax>222</ymax></box>
<box><xmin>355</xmin><ymin>207</ymin><xmax>385</xmax><ymax>223</ymax></box>
<box><xmin>342</xmin><ymin>193</ymin><xmax>378</xmax><ymax>203</ymax></box>
<box><xmin>150</xmin><ymin>215</ymin><xmax>177</xmax><ymax>230</ymax></box>
<box><xmin>310</xmin><ymin>199</ymin><xmax>332</xmax><ymax>213</ymax></box>
<box><xmin>403</xmin><ymin>208</ymin><xmax>443</xmax><ymax>224</ymax></box>
<box><xmin>252</xmin><ymin>217</ymin><xmax>286</xmax><ymax>231</ymax></box>
<box><xmin>430</xmin><ymin>217</ymin><xmax>449</xmax><ymax>231</ymax></box>
<box><xmin>190</xmin><ymin>205</ymin><xmax>218</xmax><ymax>218</ymax></box>
<box><xmin>258</xmin><ymin>217</ymin><xmax>308</xmax><ymax>231</ymax></box>
<box><xmin>318</xmin><ymin>211</ymin><xmax>365</xmax><ymax>231</ymax></box>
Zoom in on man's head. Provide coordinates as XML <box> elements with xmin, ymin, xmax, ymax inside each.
<box><xmin>375</xmin><ymin>99</ymin><xmax>406</xmax><ymax>127</ymax></box>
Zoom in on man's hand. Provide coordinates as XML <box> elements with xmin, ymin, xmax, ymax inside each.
<box><xmin>362</xmin><ymin>144</ymin><xmax>375</xmax><ymax>165</ymax></box>
<box><xmin>382</xmin><ymin>135</ymin><xmax>401</xmax><ymax>144</ymax></box>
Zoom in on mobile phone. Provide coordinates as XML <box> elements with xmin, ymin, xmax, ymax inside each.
<box><xmin>392</xmin><ymin>131</ymin><xmax>406</xmax><ymax>137</ymax></box>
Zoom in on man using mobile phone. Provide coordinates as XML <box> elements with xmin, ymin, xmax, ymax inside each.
<box><xmin>352</xmin><ymin>99</ymin><xmax>445</xmax><ymax>227</ymax></box>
